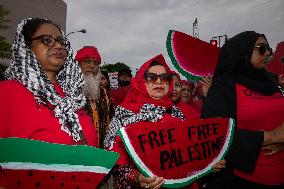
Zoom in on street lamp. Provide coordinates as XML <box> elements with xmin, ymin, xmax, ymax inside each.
<box><xmin>192</xmin><ymin>18</ymin><xmax>199</xmax><ymax>38</ymax></box>
<box><xmin>66</xmin><ymin>29</ymin><xmax>86</xmax><ymax>37</ymax></box>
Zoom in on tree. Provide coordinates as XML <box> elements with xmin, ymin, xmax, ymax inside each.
<box><xmin>0</xmin><ymin>4</ymin><xmax>11</xmax><ymax>59</ymax></box>
<box><xmin>100</xmin><ymin>62</ymin><xmax>131</xmax><ymax>73</ymax></box>
<box><xmin>0</xmin><ymin>63</ymin><xmax>7</xmax><ymax>81</ymax></box>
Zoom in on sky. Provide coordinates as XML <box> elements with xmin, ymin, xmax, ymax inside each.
<box><xmin>64</xmin><ymin>0</ymin><xmax>284</xmax><ymax>74</ymax></box>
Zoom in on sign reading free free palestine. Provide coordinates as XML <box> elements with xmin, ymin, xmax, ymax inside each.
<box><xmin>119</xmin><ymin>117</ymin><xmax>235</xmax><ymax>188</ymax></box>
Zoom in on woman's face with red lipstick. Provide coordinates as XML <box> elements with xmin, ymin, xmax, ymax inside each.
<box><xmin>144</xmin><ymin>65</ymin><xmax>170</xmax><ymax>100</ymax></box>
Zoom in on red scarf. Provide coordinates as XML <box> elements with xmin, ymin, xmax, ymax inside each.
<box><xmin>121</xmin><ymin>54</ymin><xmax>173</xmax><ymax>113</ymax></box>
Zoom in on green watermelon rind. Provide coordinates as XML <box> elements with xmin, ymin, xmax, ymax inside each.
<box><xmin>0</xmin><ymin>137</ymin><xmax>119</xmax><ymax>174</ymax></box>
<box><xmin>119</xmin><ymin>118</ymin><xmax>235</xmax><ymax>188</ymax></box>
<box><xmin>166</xmin><ymin>30</ymin><xmax>202</xmax><ymax>81</ymax></box>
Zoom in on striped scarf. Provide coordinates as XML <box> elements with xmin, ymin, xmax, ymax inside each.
<box><xmin>5</xmin><ymin>18</ymin><xmax>86</xmax><ymax>142</ymax></box>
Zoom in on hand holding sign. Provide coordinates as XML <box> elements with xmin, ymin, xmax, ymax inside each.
<box><xmin>119</xmin><ymin>117</ymin><xmax>234</xmax><ymax>188</ymax></box>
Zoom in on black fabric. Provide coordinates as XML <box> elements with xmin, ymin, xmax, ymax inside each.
<box><xmin>201</xmin><ymin>31</ymin><xmax>280</xmax><ymax>185</ymax></box>
<box><xmin>202</xmin><ymin>172</ymin><xmax>284</xmax><ymax>189</ymax></box>
<box><xmin>226</xmin><ymin>129</ymin><xmax>264</xmax><ymax>173</ymax></box>
<box><xmin>202</xmin><ymin>31</ymin><xmax>279</xmax><ymax>119</ymax></box>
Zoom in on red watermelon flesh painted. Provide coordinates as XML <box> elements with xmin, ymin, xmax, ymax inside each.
<box><xmin>0</xmin><ymin>138</ymin><xmax>119</xmax><ymax>189</ymax></box>
<box><xmin>167</xmin><ymin>30</ymin><xmax>220</xmax><ymax>81</ymax></box>
<box><xmin>267</xmin><ymin>41</ymin><xmax>284</xmax><ymax>76</ymax></box>
<box><xmin>119</xmin><ymin>118</ymin><xmax>235</xmax><ymax>188</ymax></box>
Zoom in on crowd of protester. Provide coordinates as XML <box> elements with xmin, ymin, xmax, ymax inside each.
<box><xmin>0</xmin><ymin>17</ymin><xmax>283</xmax><ymax>189</ymax></box>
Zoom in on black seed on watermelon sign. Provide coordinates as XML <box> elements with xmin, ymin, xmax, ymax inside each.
<box><xmin>86</xmin><ymin>178</ymin><xmax>90</xmax><ymax>182</ymax></box>
<box><xmin>72</xmin><ymin>175</ymin><xmax>76</xmax><ymax>180</ymax></box>
<box><xmin>50</xmin><ymin>175</ymin><xmax>55</xmax><ymax>179</ymax></box>
<box><xmin>76</xmin><ymin>186</ymin><xmax>80</xmax><ymax>189</ymax></box>
<box><xmin>28</xmin><ymin>170</ymin><xmax>33</xmax><ymax>176</ymax></box>
<box><xmin>35</xmin><ymin>181</ymin><xmax>41</xmax><ymax>188</ymax></box>
<box><xmin>16</xmin><ymin>180</ymin><xmax>21</xmax><ymax>186</ymax></box>
<box><xmin>60</xmin><ymin>182</ymin><xmax>64</xmax><ymax>187</ymax></box>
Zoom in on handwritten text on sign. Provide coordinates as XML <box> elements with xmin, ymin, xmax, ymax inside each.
<box><xmin>119</xmin><ymin>117</ymin><xmax>232</xmax><ymax>181</ymax></box>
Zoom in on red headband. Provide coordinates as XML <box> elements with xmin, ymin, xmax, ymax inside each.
<box><xmin>75</xmin><ymin>46</ymin><xmax>101</xmax><ymax>64</ymax></box>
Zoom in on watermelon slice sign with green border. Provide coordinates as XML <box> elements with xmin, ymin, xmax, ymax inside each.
<box><xmin>118</xmin><ymin>117</ymin><xmax>235</xmax><ymax>188</ymax></box>
<box><xmin>0</xmin><ymin>138</ymin><xmax>119</xmax><ymax>189</ymax></box>
<box><xmin>167</xmin><ymin>30</ymin><xmax>221</xmax><ymax>81</ymax></box>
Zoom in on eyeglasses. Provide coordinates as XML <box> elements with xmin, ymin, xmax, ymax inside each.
<box><xmin>174</xmin><ymin>83</ymin><xmax>182</xmax><ymax>90</ymax></box>
<box><xmin>254</xmin><ymin>44</ymin><xmax>272</xmax><ymax>55</ymax></box>
<box><xmin>31</xmin><ymin>35</ymin><xmax>70</xmax><ymax>51</ymax></box>
<box><xmin>144</xmin><ymin>72</ymin><xmax>172</xmax><ymax>84</ymax></box>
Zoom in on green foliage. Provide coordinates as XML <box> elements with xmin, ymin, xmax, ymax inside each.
<box><xmin>0</xmin><ymin>63</ymin><xmax>7</xmax><ymax>80</ymax></box>
<box><xmin>0</xmin><ymin>4</ymin><xmax>11</xmax><ymax>59</ymax></box>
<box><xmin>100</xmin><ymin>62</ymin><xmax>131</xmax><ymax>73</ymax></box>
<box><xmin>0</xmin><ymin>5</ymin><xmax>9</xmax><ymax>29</ymax></box>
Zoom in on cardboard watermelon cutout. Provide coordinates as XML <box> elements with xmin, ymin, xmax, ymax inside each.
<box><xmin>167</xmin><ymin>30</ymin><xmax>220</xmax><ymax>81</ymax></box>
<box><xmin>267</xmin><ymin>41</ymin><xmax>284</xmax><ymax>76</ymax></box>
<box><xmin>119</xmin><ymin>118</ymin><xmax>234</xmax><ymax>188</ymax></box>
<box><xmin>0</xmin><ymin>138</ymin><xmax>119</xmax><ymax>189</ymax></box>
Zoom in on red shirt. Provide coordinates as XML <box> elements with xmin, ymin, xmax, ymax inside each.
<box><xmin>110</xmin><ymin>85</ymin><xmax>131</xmax><ymax>107</ymax></box>
<box><xmin>235</xmin><ymin>84</ymin><xmax>284</xmax><ymax>185</ymax></box>
<box><xmin>176</xmin><ymin>101</ymin><xmax>200</xmax><ymax>120</ymax></box>
<box><xmin>0</xmin><ymin>80</ymin><xmax>98</xmax><ymax>147</ymax></box>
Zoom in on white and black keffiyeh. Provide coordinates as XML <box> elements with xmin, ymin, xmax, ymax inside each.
<box><xmin>5</xmin><ymin>18</ymin><xmax>86</xmax><ymax>142</ymax></box>
<box><xmin>104</xmin><ymin>103</ymin><xmax>185</xmax><ymax>149</ymax></box>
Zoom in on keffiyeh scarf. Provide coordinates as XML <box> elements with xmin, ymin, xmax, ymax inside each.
<box><xmin>104</xmin><ymin>103</ymin><xmax>185</xmax><ymax>150</ymax></box>
<box><xmin>5</xmin><ymin>18</ymin><xmax>86</xmax><ymax>142</ymax></box>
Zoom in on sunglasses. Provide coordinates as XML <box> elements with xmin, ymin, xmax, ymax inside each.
<box><xmin>254</xmin><ymin>44</ymin><xmax>272</xmax><ymax>55</ymax></box>
<box><xmin>144</xmin><ymin>72</ymin><xmax>172</xmax><ymax>84</ymax></box>
<box><xmin>31</xmin><ymin>35</ymin><xmax>70</xmax><ymax>51</ymax></box>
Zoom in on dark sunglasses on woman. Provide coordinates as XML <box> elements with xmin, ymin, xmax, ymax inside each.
<box><xmin>144</xmin><ymin>72</ymin><xmax>172</xmax><ymax>84</ymax></box>
<box><xmin>255</xmin><ymin>43</ymin><xmax>272</xmax><ymax>55</ymax></box>
<box><xmin>31</xmin><ymin>35</ymin><xmax>70</xmax><ymax>51</ymax></box>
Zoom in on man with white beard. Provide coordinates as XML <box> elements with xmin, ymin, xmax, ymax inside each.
<box><xmin>75</xmin><ymin>46</ymin><xmax>114</xmax><ymax>148</ymax></box>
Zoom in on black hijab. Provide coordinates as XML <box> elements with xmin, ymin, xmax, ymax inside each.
<box><xmin>201</xmin><ymin>31</ymin><xmax>279</xmax><ymax>119</ymax></box>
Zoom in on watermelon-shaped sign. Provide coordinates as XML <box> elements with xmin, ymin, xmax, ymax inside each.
<box><xmin>119</xmin><ymin>118</ymin><xmax>234</xmax><ymax>188</ymax></box>
<box><xmin>167</xmin><ymin>30</ymin><xmax>220</xmax><ymax>81</ymax></box>
<box><xmin>0</xmin><ymin>138</ymin><xmax>119</xmax><ymax>189</ymax></box>
<box><xmin>267</xmin><ymin>41</ymin><xmax>284</xmax><ymax>76</ymax></box>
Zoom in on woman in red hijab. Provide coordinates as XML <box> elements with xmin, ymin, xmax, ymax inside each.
<box><xmin>104</xmin><ymin>54</ymin><xmax>224</xmax><ymax>189</ymax></box>
<box><xmin>104</xmin><ymin>54</ymin><xmax>188</xmax><ymax>188</ymax></box>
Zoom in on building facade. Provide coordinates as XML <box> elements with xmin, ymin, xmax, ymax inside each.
<box><xmin>0</xmin><ymin>0</ymin><xmax>67</xmax><ymax>65</ymax></box>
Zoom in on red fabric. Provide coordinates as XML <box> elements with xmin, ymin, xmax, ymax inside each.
<box><xmin>0</xmin><ymin>166</ymin><xmax>7</xmax><ymax>188</ymax></box>
<box><xmin>75</xmin><ymin>46</ymin><xmax>101</xmax><ymax>64</ymax></box>
<box><xmin>0</xmin><ymin>80</ymin><xmax>99</xmax><ymax>188</ymax></box>
<box><xmin>121</xmin><ymin>54</ymin><xmax>174</xmax><ymax>113</ymax></box>
<box><xmin>0</xmin><ymin>80</ymin><xmax>98</xmax><ymax>146</ymax></box>
<box><xmin>187</xmin><ymin>99</ymin><xmax>203</xmax><ymax>115</ymax></box>
<box><xmin>110</xmin><ymin>85</ymin><xmax>131</xmax><ymax>107</ymax></box>
<box><xmin>234</xmin><ymin>84</ymin><xmax>284</xmax><ymax>185</ymax></box>
<box><xmin>266</xmin><ymin>41</ymin><xmax>284</xmax><ymax>76</ymax></box>
<box><xmin>175</xmin><ymin>101</ymin><xmax>200</xmax><ymax>120</ymax></box>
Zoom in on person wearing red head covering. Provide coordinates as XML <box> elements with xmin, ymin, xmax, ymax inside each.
<box><xmin>171</xmin><ymin>72</ymin><xmax>199</xmax><ymax>119</ymax></box>
<box><xmin>103</xmin><ymin>54</ymin><xmax>224</xmax><ymax>189</ymax></box>
<box><xmin>180</xmin><ymin>80</ymin><xmax>194</xmax><ymax>104</ymax></box>
<box><xmin>75</xmin><ymin>46</ymin><xmax>114</xmax><ymax>148</ymax></box>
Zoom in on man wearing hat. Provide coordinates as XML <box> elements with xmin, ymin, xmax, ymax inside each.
<box><xmin>110</xmin><ymin>68</ymin><xmax>132</xmax><ymax>107</ymax></box>
<box><xmin>75</xmin><ymin>46</ymin><xmax>114</xmax><ymax>148</ymax></box>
